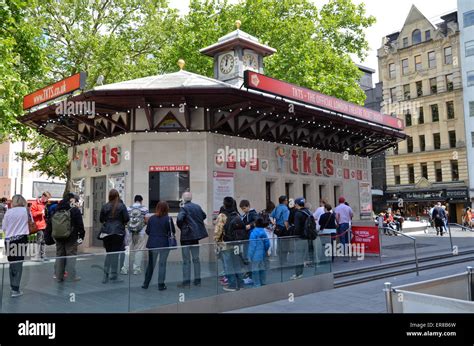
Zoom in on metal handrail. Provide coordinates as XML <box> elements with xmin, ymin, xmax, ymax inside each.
<box><xmin>382</xmin><ymin>227</ymin><xmax>419</xmax><ymax>276</ymax></box>
<box><xmin>449</xmin><ymin>223</ymin><xmax>474</xmax><ymax>232</ymax></box>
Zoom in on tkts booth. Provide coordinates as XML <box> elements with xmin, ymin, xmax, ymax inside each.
<box><xmin>20</xmin><ymin>23</ymin><xmax>406</xmax><ymax>248</ymax></box>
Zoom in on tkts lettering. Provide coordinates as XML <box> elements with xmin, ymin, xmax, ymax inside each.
<box><xmin>74</xmin><ymin>145</ymin><xmax>121</xmax><ymax>170</ymax></box>
<box><xmin>290</xmin><ymin>149</ymin><xmax>334</xmax><ymax>177</ymax></box>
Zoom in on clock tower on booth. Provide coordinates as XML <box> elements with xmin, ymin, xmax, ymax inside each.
<box><xmin>200</xmin><ymin>20</ymin><xmax>276</xmax><ymax>86</ymax></box>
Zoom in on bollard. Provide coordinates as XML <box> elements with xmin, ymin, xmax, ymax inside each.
<box><xmin>384</xmin><ymin>282</ymin><xmax>394</xmax><ymax>313</ymax></box>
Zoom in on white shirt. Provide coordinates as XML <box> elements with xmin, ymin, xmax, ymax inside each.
<box><xmin>2</xmin><ymin>207</ymin><xmax>31</xmax><ymax>238</ymax></box>
<box><xmin>313</xmin><ymin>206</ymin><xmax>325</xmax><ymax>223</ymax></box>
<box><xmin>334</xmin><ymin>203</ymin><xmax>353</xmax><ymax>224</ymax></box>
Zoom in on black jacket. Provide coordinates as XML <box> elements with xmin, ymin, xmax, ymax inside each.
<box><xmin>242</xmin><ymin>209</ymin><xmax>258</xmax><ymax>231</ymax></box>
<box><xmin>319</xmin><ymin>212</ymin><xmax>337</xmax><ymax>230</ymax></box>
<box><xmin>294</xmin><ymin>208</ymin><xmax>311</xmax><ymax>238</ymax></box>
<box><xmin>177</xmin><ymin>201</ymin><xmax>208</xmax><ymax>242</ymax></box>
<box><xmin>99</xmin><ymin>202</ymin><xmax>130</xmax><ymax>237</ymax></box>
<box><xmin>54</xmin><ymin>199</ymin><xmax>85</xmax><ymax>241</ymax></box>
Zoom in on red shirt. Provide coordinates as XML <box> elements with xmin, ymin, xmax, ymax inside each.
<box><xmin>30</xmin><ymin>199</ymin><xmax>47</xmax><ymax>230</ymax></box>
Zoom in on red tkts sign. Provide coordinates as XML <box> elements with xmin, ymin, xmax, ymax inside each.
<box><xmin>23</xmin><ymin>72</ymin><xmax>87</xmax><ymax>110</ymax></box>
<box><xmin>244</xmin><ymin>71</ymin><xmax>404</xmax><ymax>130</ymax></box>
<box><xmin>351</xmin><ymin>226</ymin><xmax>380</xmax><ymax>255</ymax></box>
<box><xmin>149</xmin><ymin>165</ymin><xmax>190</xmax><ymax>172</ymax></box>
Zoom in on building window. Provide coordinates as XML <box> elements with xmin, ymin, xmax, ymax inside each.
<box><xmin>430</xmin><ymin>77</ymin><xmax>437</xmax><ymax>94</ymax></box>
<box><xmin>407</xmin><ymin>137</ymin><xmax>413</xmax><ymax>153</ymax></box>
<box><xmin>449</xmin><ymin>130</ymin><xmax>456</xmax><ymax>148</ymax></box>
<box><xmin>394</xmin><ymin>165</ymin><xmax>401</xmax><ymax>185</ymax></box>
<box><xmin>403</xmin><ymin>37</ymin><xmax>408</xmax><ymax>48</ymax></box>
<box><xmin>431</xmin><ymin>104</ymin><xmax>439</xmax><ymax>122</ymax></box>
<box><xmin>446</xmin><ymin>74</ymin><xmax>454</xmax><ymax>91</ymax></box>
<box><xmin>451</xmin><ymin>160</ymin><xmax>459</xmax><ymax>181</ymax></box>
<box><xmin>266</xmin><ymin>181</ymin><xmax>273</xmax><ymax>203</ymax></box>
<box><xmin>470</xmin><ymin>101</ymin><xmax>474</xmax><ymax>117</ymax></box>
<box><xmin>421</xmin><ymin>163</ymin><xmax>428</xmax><ymax>179</ymax></box>
<box><xmin>444</xmin><ymin>46</ymin><xmax>452</xmax><ymax>65</ymax></box>
<box><xmin>416</xmin><ymin>81</ymin><xmax>423</xmax><ymax>97</ymax></box>
<box><xmin>428</xmin><ymin>51</ymin><xmax>436</xmax><ymax>68</ymax></box>
<box><xmin>433</xmin><ymin>133</ymin><xmax>441</xmax><ymax>149</ymax></box>
<box><xmin>390</xmin><ymin>87</ymin><xmax>397</xmax><ymax>102</ymax></box>
<box><xmin>412</xmin><ymin>30</ymin><xmax>421</xmax><ymax>45</ymax></box>
<box><xmin>394</xmin><ymin>143</ymin><xmax>399</xmax><ymax>155</ymax></box>
<box><xmin>389</xmin><ymin>63</ymin><xmax>396</xmax><ymax>79</ymax></box>
<box><xmin>468</xmin><ymin>71</ymin><xmax>474</xmax><ymax>87</ymax></box>
<box><xmin>471</xmin><ymin>132</ymin><xmax>474</xmax><ymax>147</ymax></box>
<box><xmin>285</xmin><ymin>183</ymin><xmax>292</xmax><ymax>199</ymax></box>
<box><xmin>425</xmin><ymin>30</ymin><xmax>431</xmax><ymax>41</ymax></box>
<box><xmin>419</xmin><ymin>135</ymin><xmax>425</xmax><ymax>151</ymax></box>
<box><xmin>447</xmin><ymin>101</ymin><xmax>455</xmax><ymax>119</ymax></box>
<box><xmin>149</xmin><ymin>170</ymin><xmax>190</xmax><ymax>212</ymax></box>
<box><xmin>403</xmin><ymin>84</ymin><xmax>410</xmax><ymax>100</ymax></box>
<box><xmin>418</xmin><ymin>107</ymin><xmax>424</xmax><ymax>124</ymax></box>
<box><xmin>408</xmin><ymin>164</ymin><xmax>415</xmax><ymax>184</ymax></box>
<box><xmin>435</xmin><ymin>161</ymin><xmax>442</xmax><ymax>182</ymax></box>
<box><xmin>405</xmin><ymin>112</ymin><xmax>412</xmax><ymax>127</ymax></box>
<box><xmin>464</xmin><ymin>10</ymin><xmax>474</xmax><ymax>28</ymax></box>
<box><xmin>466</xmin><ymin>41</ymin><xmax>474</xmax><ymax>57</ymax></box>
<box><xmin>415</xmin><ymin>55</ymin><xmax>422</xmax><ymax>71</ymax></box>
<box><xmin>303</xmin><ymin>184</ymin><xmax>309</xmax><ymax>200</ymax></box>
<box><xmin>402</xmin><ymin>59</ymin><xmax>409</xmax><ymax>75</ymax></box>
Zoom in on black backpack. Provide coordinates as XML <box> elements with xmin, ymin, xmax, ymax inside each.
<box><xmin>302</xmin><ymin>210</ymin><xmax>317</xmax><ymax>240</ymax></box>
<box><xmin>223</xmin><ymin>212</ymin><xmax>246</xmax><ymax>242</ymax></box>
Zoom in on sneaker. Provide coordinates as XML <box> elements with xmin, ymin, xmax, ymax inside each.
<box><xmin>193</xmin><ymin>279</ymin><xmax>201</xmax><ymax>286</ymax></box>
<box><xmin>66</xmin><ymin>276</ymin><xmax>81</xmax><ymax>282</ymax></box>
<box><xmin>158</xmin><ymin>284</ymin><xmax>167</xmax><ymax>291</ymax></box>
<box><xmin>290</xmin><ymin>274</ymin><xmax>303</xmax><ymax>280</ymax></box>
<box><xmin>109</xmin><ymin>277</ymin><xmax>124</xmax><ymax>283</ymax></box>
<box><xmin>133</xmin><ymin>269</ymin><xmax>141</xmax><ymax>275</ymax></box>
<box><xmin>243</xmin><ymin>278</ymin><xmax>254</xmax><ymax>285</ymax></box>
<box><xmin>120</xmin><ymin>268</ymin><xmax>128</xmax><ymax>275</ymax></box>
<box><xmin>11</xmin><ymin>290</ymin><xmax>23</xmax><ymax>298</ymax></box>
<box><xmin>223</xmin><ymin>286</ymin><xmax>238</xmax><ymax>292</ymax></box>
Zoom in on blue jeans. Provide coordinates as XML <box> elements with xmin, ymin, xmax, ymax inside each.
<box><xmin>222</xmin><ymin>249</ymin><xmax>243</xmax><ymax>288</ymax></box>
<box><xmin>251</xmin><ymin>260</ymin><xmax>267</xmax><ymax>286</ymax></box>
<box><xmin>337</xmin><ymin>223</ymin><xmax>350</xmax><ymax>256</ymax></box>
<box><xmin>143</xmin><ymin>248</ymin><xmax>170</xmax><ymax>287</ymax></box>
<box><xmin>181</xmin><ymin>239</ymin><xmax>200</xmax><ymax>284</ymax></box>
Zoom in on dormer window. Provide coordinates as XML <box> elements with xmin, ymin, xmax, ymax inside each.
<box><xmin>412</xmin><ymin>29</ymin><xmax>421</xmax><ymax>45</ymax></box>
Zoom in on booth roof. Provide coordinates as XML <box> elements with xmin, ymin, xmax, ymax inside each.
<box><xmin>93</xmin><ymin>70</ymin><xmax>236</xmax><ymax>91</ymax></box>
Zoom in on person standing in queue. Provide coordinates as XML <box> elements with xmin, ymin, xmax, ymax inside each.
<box><xmin>142</xmin><ymin>201</ymin><xmax>175</xmax><ymax>291</ymax></box>
<box><xmin>270</xmin><ymin>195</ymin><xmax>290</xmax><ymax>266</ymax></box>
<box><xmin>334</xmin><ymin>197</ymin><xmax>353</xmax><ymax>261</ymax></box>
<box><xmin>176</xmin><ymin>191</ymin><xmax>208</xmax><ymax>288</ymax></box>
<box><xmin>99</xmin><ymin>189</ymin><xmax>130</xmax><ymax>283</ymax></box>
<box><xmin>30</xmin><ymin>191</ymin><xmax>51</xmax><ymax>261</ymax></box>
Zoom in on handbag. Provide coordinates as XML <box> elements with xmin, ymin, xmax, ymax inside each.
<box><xmin>168</xmin><ymin>216</ymin><xmax>177</xmax><ymax>248</ymax></box>
<box><xmin>27</xmin><ymin>207</ymin><xmax>39</xmax><ymax>234</ymax></box>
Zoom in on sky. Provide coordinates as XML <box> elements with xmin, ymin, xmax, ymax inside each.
<box><xmin>167</xmin><ymin>0</ymin><xmax>458</xmax><ymax>84</ymax></box>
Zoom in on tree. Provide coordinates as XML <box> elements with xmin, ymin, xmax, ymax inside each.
<box><xmin>160</xmin><ymin>0</ymin><xmax>375</xmax><ymax>104</ymax></box>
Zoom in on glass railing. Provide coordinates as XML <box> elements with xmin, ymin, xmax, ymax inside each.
<box><xmin>0</xmin><ymin>236</ymin><xmax>331</xmax><ymax>313</ymax></box>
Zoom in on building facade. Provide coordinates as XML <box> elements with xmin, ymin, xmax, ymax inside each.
<box><xmin>0</xmin><ymin>141</ymin><xmax>65</xmax><ymax>200</ymax></box>
<box><xmin>459</xmin><ymin>0</ymin><xmax>474</xmax><ymax>208</ymax></box>
<box><xmin>378</xmin><ymin>5</ymin><xmax>468</xmax><ymax>223</ymax></box>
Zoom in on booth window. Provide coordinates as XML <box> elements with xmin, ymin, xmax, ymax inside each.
<box><xmin>303</xmin><ymin>184</ymin><xmax>310</xmax><ymax>200</ymax></box>
<box><xmin>451</xmin><ymin>160</ymin><xmax>459</xmax><ymax>181</ymax></box>
<box><xmin>421</xmin><ymin>163</ymin><xmax>428</xmax><ymax>179</ymax></box>
<box><xmin>447</xmin><ymin>101</ymin><xmax>455</xmax><ymax>119</ymax></box>
<box><xmin>149</xmin><ymin>170</ymin><xmax>190</xmax><ymax>212</ymax></box>
<box><xmin>419</xmin><ymin>135</ymin><xmax>425</xmax><ymax>152</ymax></box>
<box><xmin>435</xmin><ymin>162</ymin><xmax>442</xmax><ymax>182</ymax></box>
<box><xmin>319</xmin><ymin>184</ymin><xmax>326</xmax><ymax>201</ymax></box>
<box><xmin>285</xmin><ymin>182</ymin><xmax>293</xmax><ymax>199</ymax></box>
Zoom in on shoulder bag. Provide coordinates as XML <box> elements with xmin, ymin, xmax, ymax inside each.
<box><xmin>27</xmin><ymin>207</ymin><xmax>39</xmax><ymax>234</ymax></box>
<box><xmin>168</xmin><ymin>216</ymin><xmax>177</xmax><ymax>248</ymax></box>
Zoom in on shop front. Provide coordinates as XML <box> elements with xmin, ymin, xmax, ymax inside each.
<box><xmin>20</xmin><ymin>24</ymin><xmax>406</xmax><ymax>249</ymax></box>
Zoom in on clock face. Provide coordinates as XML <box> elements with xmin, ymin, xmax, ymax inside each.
<box><xmin>243</xmin><ymin>53</ymin><xmax>258</xmax><ymax>71</ymax></box>
<box><xmin>219</xmin><ymin>53</ymin><xmax>235</xmax><ymax>75</ymax></box>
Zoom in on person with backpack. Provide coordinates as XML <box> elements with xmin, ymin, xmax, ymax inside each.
<box><xmin>120</xmin><ymin>195</ymin><xmax>148</xmax><ymax>275</ymax></box>
<box><xmin>432</xmin><ymin>202</ymin><xmax>446</xmax><ymax>236</ymax></box>
<box><xmin>52</xmin><ymin>193</ymin><xmax>85</xmax><ymax>282</ymax></box>
<box><xmin>270</xmin><ymin>195</ymin><xmax>290</xmax><ymax>266</ymax></box>
<box><xmin>99</xmin><ymin>189</ymin><xmax>130</xmax><ymax>283</ymax></box>
<box><xmin>219</xmin><ymin>196</ymin><xmax>245</xmax><ymax>291</ymax></box>
<box><xmin>176</xmin><ymin>191</ymin><xmax>208</xmax><ymax>288</ymax></box>
<box><xmin>30</xmin><ymin>191</ymin><xmax>51</xmax><ymax>261</ymax></box>
<box><xmin>291</xmin><ymin>197</ymin><xmax>316</xmax><ymax>280</ymax></box>
<box><xmin>247</xmin><ymin>217</ymin><xmax>270</xmax><ymax>287</ymax></box>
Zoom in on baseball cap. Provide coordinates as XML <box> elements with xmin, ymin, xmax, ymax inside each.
<box><xmin>338</xmin><ymin>196</ymin><xmax>346</xmax><ymax>204</ymax></box>
<box><xmin>295</xmin><ymin>197</ymin><xmax>305</xmax><ymax>207</ymax></box>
